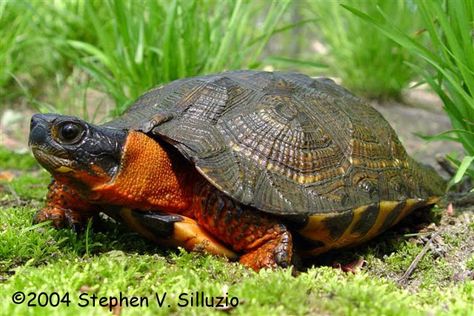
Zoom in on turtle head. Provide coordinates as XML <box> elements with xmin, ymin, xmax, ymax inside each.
<box><xmin>29</xmin><ymin>113</ymin><xmax>127</xmax><ymax>189</ymax></box>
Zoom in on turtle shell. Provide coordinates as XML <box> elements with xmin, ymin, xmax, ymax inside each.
<box><xmin>106</xmin><ymin>70</ymin><xmax>444</xmax><ymax>217</ymax></box>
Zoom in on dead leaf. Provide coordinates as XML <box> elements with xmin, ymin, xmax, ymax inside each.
<box><xmin>446</xmin><ymin>203</ymin><xmax>455</xmax><ymax>216</ymax></box>
<box><xmin>0</xmin><ymin>171</ymin><xmax>15</xmax><ymax>182</ymax></box>
<box><xmin>333</xmin><ymin>257</ymin><xmax>366</xmax><ymax>273</ymax></box>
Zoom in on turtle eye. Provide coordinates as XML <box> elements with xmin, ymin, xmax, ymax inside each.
<box><xmin>57</xmin><ymin>122</ymin><xmax>84</xmax><ymax>144</ymax></box>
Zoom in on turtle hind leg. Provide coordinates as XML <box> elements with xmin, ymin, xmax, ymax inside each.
<box><xmin>239</xmin><ymin>226</ymin><xmax>292</xmax><ymax>270</ymax></box>
<box><xmin>193</xmin><ymin>183</ymin><xmax>293</xmax><ymax>271</ymax></box>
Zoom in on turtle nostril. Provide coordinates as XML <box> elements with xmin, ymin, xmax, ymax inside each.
<box><xmin>30</xmin><ymin>114</ymin><xmax>46</xmax><ymax>131</ymax></box>
<box><xmin>29</xmin><ymin>114</ymin><xmax>52</xmax><ymax>146</ymax></box>
<box><xmin>29</xmin><ymin>115</ymin><xmax>49</xmax><ymax>147</ymax></box>
<box><xmin>30</xmin><ymin>118</ymin><xmax>37</xmax><ymax>130</ymax></box>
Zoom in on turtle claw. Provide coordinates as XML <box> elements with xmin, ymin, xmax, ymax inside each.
<box><xmin>239</xmin><ymin>230</ymin><xmax>293</xmax><ymax>271</ymax></box>
<box><xmin>33</xmin><ymin>207</ymin><xmax>92</xmax><ymax>232</ymax></box>
<box><xmin>63</xmin><ymin>209</ymin><xmax>90</xmax><ymax>232</ymax></box>
<box><xmin>273</xmin><ymin>231</ymin><xmax>292</xmax><ymax>268</ymax></box>
<box><xmin>33</xmin><ymin>207</ymin><xmax>66</xmax><ymax>228</ymax></box>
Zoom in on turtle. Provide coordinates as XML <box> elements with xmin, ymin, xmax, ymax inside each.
<box><xmin>29</xmin><ymin>70</ymin><xmax>445</xmax><ymax>271</ymax></box>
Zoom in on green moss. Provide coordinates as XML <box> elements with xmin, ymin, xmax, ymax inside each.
<box><xmin>0</xmin><ymin>147</ymin><xmax>39</xmax><ymax>170</ymax></box>
<box><xmin>0</xmin><ymin>147</ymin><xmax>49</xmax><ymax>201</ymax></box>
<box><xmin>469</xmin><ymin>222</ymin><xmax>474</xmax><ymax>232</ymax></box>
<box><xmin>382</xmin><ymin>240</ymin><xmax>429</xmax><ymax>273</ymax></box>
<box><xmin>1</xmin><ymin>166</ymin><xmax>473</xmax><ymax>315</ymax></box>
<box><xmin>418</xmin><ymin>258</ymin><xmax>454</xmax><ymax>291</ymax></box>
<box><xmin>0</xmin><ymin>205</ymin><xmax>158</xmax><ymax>275</ymax></box>
<box><xmin>467</xmin><ymin>255</ymin><xmax>474</xmax><ymax>271</ymax></box>
<box><xmin>442</xmin><ymin>231</ymin><xmax>463</xmax><ymax>248</ymax></box>
<box><xmin>7</xmin><ymin>171</ymin><xmax>51</xmax><ymax>201</ymax></box>
<box><xmin>2</xmin><ymin>251</ymin><xmax>473</xmax><ymax>316</ymax></box>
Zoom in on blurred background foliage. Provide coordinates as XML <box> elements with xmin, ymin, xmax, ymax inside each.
<box><xmin>0</xmin><ymin>0</ymin><xmax>472</xmax><ymax>183</ymax></box>
<box><xmin>304</xmin><ymin>0</ymin><xmax>423</xmax><ymax>100</ymax></box>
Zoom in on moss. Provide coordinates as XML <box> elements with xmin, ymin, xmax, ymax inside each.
<box><xmin>469</xmin><ymin>222</ymin><xmax>474</xmax><ymax>232</ymax></box>
<box><xmin>382</xmin><ymin>240</ymin><xmax>431</xmax><ymax>274</ymax></box>
<box><xmin>442</xmin><ymin>231</ymin><xmax>462</xmax><ymax>248</ymax></box>
<box><xmin>7</xmin><ymin>171</ymin><xmax>51</xmax><ymax>201</ymax></box>
<box><xmin>467</xmin><ymin>255</ymin><xmax>474</xmax><ymax>271</ymax></box>
<box><xmin>0</xmin><ymin>147</ymin><xmax>39</xmax><ymax>170</ymax></box>
<box><xmin>1</xmin><ymin>163</ymin><xmax>473</xmax><ymax>315</ymax></box>
<box><xmin>2</xmin><ymin>251</ymin><xmax>473</xmax><ymax>316</ymax></box>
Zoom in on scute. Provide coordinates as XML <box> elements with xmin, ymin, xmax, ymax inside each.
<box><xmin>105</xmin><ymin>70</ymin><xmax>445</xmax><ymax>216</ymax></box>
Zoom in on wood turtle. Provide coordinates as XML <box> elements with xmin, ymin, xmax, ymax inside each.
<box><xmin>29</xmin><ymin>70</ymin><xmax>445</xmax><ymax>270</ymax></box>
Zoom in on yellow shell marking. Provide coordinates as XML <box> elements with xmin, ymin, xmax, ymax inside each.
<box><xmin>299</xmin><ymin>197</ymin><xmax>438</xmax><ymax>256</ymax></box>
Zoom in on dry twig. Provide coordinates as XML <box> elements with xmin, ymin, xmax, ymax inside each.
<box><xmin>397</xmin><ymin>232</ymin><xmax>440</xmax><ymax>286</ymax></box>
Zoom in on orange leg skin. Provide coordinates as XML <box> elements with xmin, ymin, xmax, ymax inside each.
<box><xmin>118</xmin><ymin>208</ymin><xmax>238</xmax><ymax>259</ymax></box>
<box><xmin>33</xmin><ymin>180</ymin><xmax>96</xmax><ymax>230</ymax></box>
<box><xmin>193</xmin><ymin>182</ymin><xmax>293</xmax><ymax>271</ymax></box>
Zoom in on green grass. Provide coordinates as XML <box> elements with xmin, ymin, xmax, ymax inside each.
<box><xmin>1</xmin><ymin>217</ymin><xmax>473</xmax><ymax>316</ymax></box>
<box><xmin>56</xmin><ymin>0</ymin><xmax>291</xmax><ymax>115</ymax></box>
<box><xmin>303</xmin><ymin>0</ymin><xmax>420</xmax><ymax>100</ymax></box>
<box><xmin>467</xmin><ymin>255</ymin><xmax>474</xmax><ymax>270</ymax></box>
<box><xmin>0</xmin><ymin>147</ymin><xmax>38</xmax><ymax>170</ymax></box>
<box><xmin>0</xmin><ymin>1</ymin><xmax>87</xmax><ymax>107</ymax></box>
<box><xmin>0</xmin><ymin>1</ymin><xmax>33</xmax><ymax>100</ymax></box>
<box><xmin>1</xmin><ymin>149</ymin><xmax>473</xmax><ymax>315</ymax></box>
<box><xmin>344</xmin><ymin>0</ymin><xmax>474</xmax><ymax>184</ymax></box>
<box><xmin>1</xmin><ymin>0</ymin><xmax>293</xmax><ymax>117</ymax></box>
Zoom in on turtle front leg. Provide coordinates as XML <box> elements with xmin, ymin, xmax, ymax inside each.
<box><xmin>34</xmin><ymin>180</ymin><xmax>96</xmax><ymax>231</ymax></box>
<box><xmin>193</xmin><ymin>183</ymin><xmax>293</xmax><ymax>271</ymax></box>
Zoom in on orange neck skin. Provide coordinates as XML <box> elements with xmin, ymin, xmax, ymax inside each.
<box><xmin>87</xmin><ymin>131</ymin><xmax>199</xmax><ymax>213</ymax></box>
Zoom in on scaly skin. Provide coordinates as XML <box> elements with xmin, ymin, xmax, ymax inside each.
<box><xmin>193</xmin><ymin>181</ymin><xmax>292</xmax><ymax>270</ymax></box>
<box><xmin>35</xmin><ymin>131</ymin><xmax>292</xmax><ymax>270</ymax></box>
<box><xmin>33</xmin><ymin>180</ymin><xmax>96</xmax><ymax>230</ymax></box>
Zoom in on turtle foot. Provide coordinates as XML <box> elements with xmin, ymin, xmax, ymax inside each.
<box><xmin>239</xmin><ymin>229</ymin><xmax>293</xmax><ymax>271</ymax></box>
<box><xmin>33</xmin><ymin>207</ymin><xmax>93</xmax><ymax>232</ymax></box>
